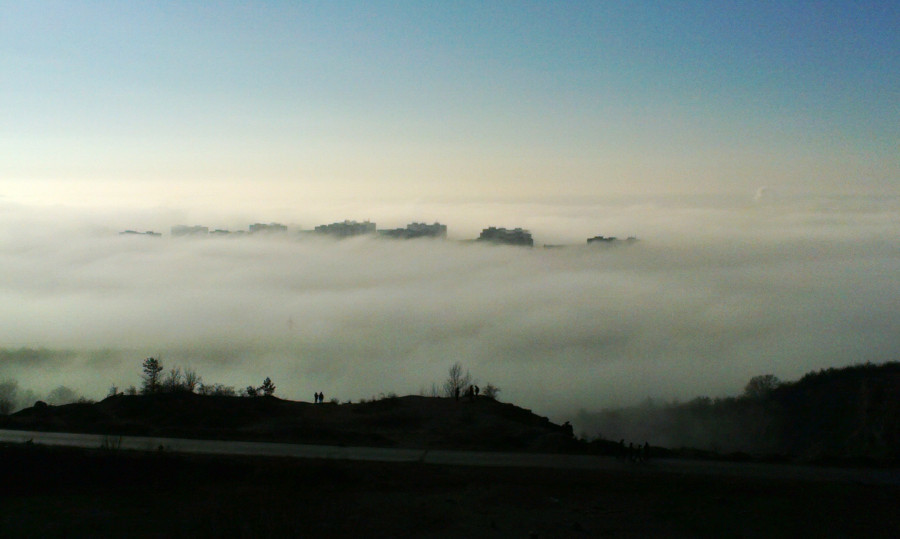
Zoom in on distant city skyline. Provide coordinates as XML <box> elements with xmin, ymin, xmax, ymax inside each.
<box><xmin>126</xmin><ymin>220</ymin><xmax>570</xmax><ymax>246</ymax></box>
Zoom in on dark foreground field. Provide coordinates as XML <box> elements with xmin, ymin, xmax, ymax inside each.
<box><xmin>2</xmin><ymin>443</ymin><xmax>898</xmax><ymax>538</ymax></box>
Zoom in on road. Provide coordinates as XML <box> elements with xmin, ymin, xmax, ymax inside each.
<box><xmin>2</xmin><ymin>428</ymin><xmax>898</xmax><ymax>486</ymax></box>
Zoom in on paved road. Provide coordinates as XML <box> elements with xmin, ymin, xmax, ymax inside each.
<box><xmin>2</xmin><ymin>429</ymin><xmax>898</xmax><ymax>486</ymax></box>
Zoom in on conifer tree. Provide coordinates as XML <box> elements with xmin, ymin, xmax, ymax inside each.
<box><xmin>141</xmin><ymin>357</ymin><xmax>164</xmax><ymax>394</ymax></box>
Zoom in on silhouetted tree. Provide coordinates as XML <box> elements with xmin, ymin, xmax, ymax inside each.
<box><xmin>443</xmin><ymin>362</ymin><xmax>472</xmax><ymax>398</ymax></box>
<box><xmin>244</xmin><ymin>385</ymin><xmax>259</xmax><ymax>397</ymax></box>
<box><xmin>260</xmin><ymin>377</ymin><xmax>276</xmax><ymax>397</ymax></box>
<box><xmin>162</xmin><ymin>367</ymin><xmax>183</xmax><ymax>392</ymax></box>
<box><xmin>141</xmin><ymin>357</ymin><xmax>164</xmax><ymax>394</ymax></box>
<box><xmin>744</xmin><ymin>374</ymin><xmax>781</xmax><ymax>399</ymax></box>
<box><xmin>183</xmin><ymin>368</ymin><xmax>201</xmax><ymax>393</ymax></box>
<box><xmin>482</xmin><ymin>382</ymin><xmax>500</xmax><ymax>400</ymax></box>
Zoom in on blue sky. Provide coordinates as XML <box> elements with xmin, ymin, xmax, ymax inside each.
<box><xmin>2</xmin><ymin>1</ymin><xmax>898</xmax><ymax>210</ymax></box>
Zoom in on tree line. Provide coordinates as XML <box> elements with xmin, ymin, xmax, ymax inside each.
<box><xmin>3</xmin><ymin>357</ymin><xmax>501</xmax><ymax>414</ymax></box>
<box><xmin>577</xmin><ymin>362</ymin><xmax>900</xmax><ymax>463</ymax></box>
<box><xmin>135</xmin><ymin>357</ymin><xmax>275</xmax><ymax>398</ymax></box>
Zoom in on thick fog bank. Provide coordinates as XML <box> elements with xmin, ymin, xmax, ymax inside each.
<box><xmin>2</xmin><ymin>195</ymin><xmax>899</xmax><ymax>425</ymax></box>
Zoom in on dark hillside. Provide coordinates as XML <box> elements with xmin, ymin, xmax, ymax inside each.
<box><xmin>577</xmin><ymin>362</ymin><xmax>900</xmax><ymax>464</ymax></box>
<box><xmin>1</xmin><ymin>393</ymin><xmax>579</xmax><ymax>452</ymax></box>
<box><xmin>771</xmin><ymin>362</ymin><xmax>900</xmax><ymax>461</ymax></box>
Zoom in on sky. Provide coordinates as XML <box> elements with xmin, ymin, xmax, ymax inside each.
<box><xmin>2</xmin><ymin>2</ymin><xmax>899</xmax><ymax>425</ymax></box>
<box><xmin>2</xmin><ymin>1</ymin><xmax>898</xmax><ymax>211</ymax></box>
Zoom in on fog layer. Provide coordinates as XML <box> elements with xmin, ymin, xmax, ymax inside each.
<box><xmin>2</xmin><ymin>195</ymin><xmax>899</xmax><ymax>425</ymax></box>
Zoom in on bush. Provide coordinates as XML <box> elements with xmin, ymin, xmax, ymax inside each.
<box><xmin>482</xmin><ymin>383</ymin><xmax>500</xmax><ymax>400</ymax></box>
<box><xmin>198</xmin><ymin>383</ymin><xmax>237</xmax><ymax>397</ymax></box>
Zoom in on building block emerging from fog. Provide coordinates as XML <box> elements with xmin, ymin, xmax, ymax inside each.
<box><xmin>249</xmin><ymin>223</ymin><xmax>287</xmax><ymax>234</ymax></box>
<box><xmin>477</xmin><ymin>227</ymin><xmax>533</xmax><ymax>246</ymax></box>
<box><xmin>313</xmin><ymin>220</ymin><xmax>376</xmax><ymax>238</ymax></box>
<box><xmin>119</xmin><ymin>230</ymin><xmax>161</xmax><ymax>237</ymax></box>
<box><xmin>587</xmin><ymin>235</ymin><xmax>638</xmax><ymax>245</ymax></box>
<box><xmin>379</xmin><ymin>222</ymin><xmax>447</xmax><ymax>239</ymax></box>
<box><xmin>171</xmin><ymin>225</ymin><xmax>209</xmax><ymax>236</ymax></box>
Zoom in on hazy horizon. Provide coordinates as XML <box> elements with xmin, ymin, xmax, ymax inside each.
<box><xmin>3</xmin><ymin>193</ymin><xmax>899</xmax><ymax>427</ymax></box>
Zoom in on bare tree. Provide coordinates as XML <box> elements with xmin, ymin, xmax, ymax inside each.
<box><xmin>482</xmin><ymin>382</ymin><xmax>500</xmax><ymax>400</ymax></box>
<box><xmin>443</xmin><ymin>362</ymin><xmax>472</xmax><ymax>398</ymax></box>
<box><xmin>163</xmin><ymin>366</ymin><xmax>183</xmax><ymax>392</ymax></box>
<box><xmin>183</xmin><ymin>368</ymin><xmax>202</xmax><ymax>393</ymax></box>
<box><xmin>141</xmin><ymin>357</ymin><xmax>164</xmax><ymax>394</ymax></box>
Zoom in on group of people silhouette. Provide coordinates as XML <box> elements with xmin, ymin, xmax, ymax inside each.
<box><xmin>313</xmin><ymin>391</ymin><xmax>325</xmax><ymax>403</ymax></box>
<box><xmin>454</xmin><ymin>385</ymin><xmax>480</xmax><ymax>401</ymax></box>
<box><xmin>618</xmin><ymin>439</ymin><xmax>651</xmax><ymax>463</ymax></box>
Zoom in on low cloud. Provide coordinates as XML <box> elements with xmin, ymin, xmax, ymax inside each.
<box><xmin>1</xmin><ymin>195</ymin><xmax>899</xmax><ymax>425</ymax></box>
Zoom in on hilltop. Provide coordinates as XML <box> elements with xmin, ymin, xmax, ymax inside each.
<box><xmin>578</xmin><ymin>361</ymin><xmax>900</xmax><ymax>465</ymax></box>
<box><xmin>5</xmin><ymin>362</ymin><xmax>900</xmax><ymax>464</ymax></box>
<box><xmin>1</xmin><ymin>393</ymin><xmax>579</xmax><ymax>453</ymax></box>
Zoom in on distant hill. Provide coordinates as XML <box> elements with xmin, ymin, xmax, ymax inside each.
<box><xmin>578</xmin><ymin>362</ymin><xmax>900</xmax><ymax>464</ymax></box>
<box><xmin>1</xmin><ymin>394</ymin><xmax>579</xmax><ymax>453</ymax></box>
<box><xmin>6</xmin><ymin>363</ymin><xmax>899</xmax><ymax>463</ymax></box>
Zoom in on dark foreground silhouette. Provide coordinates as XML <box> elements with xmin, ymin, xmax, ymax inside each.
<box><xmin>1</xmin><ymin>394</ymin><xmax>582</xmax><ymax>453</ymax></box>
<box><xmin>4</xmin><ymin>389</ymin><xmax>900</xmax><ymax>536</ymax></box>
<box><xmin>2</xmin><ymin>441</ymin><xmax>898</xmax><ymax>537</ymax></box>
